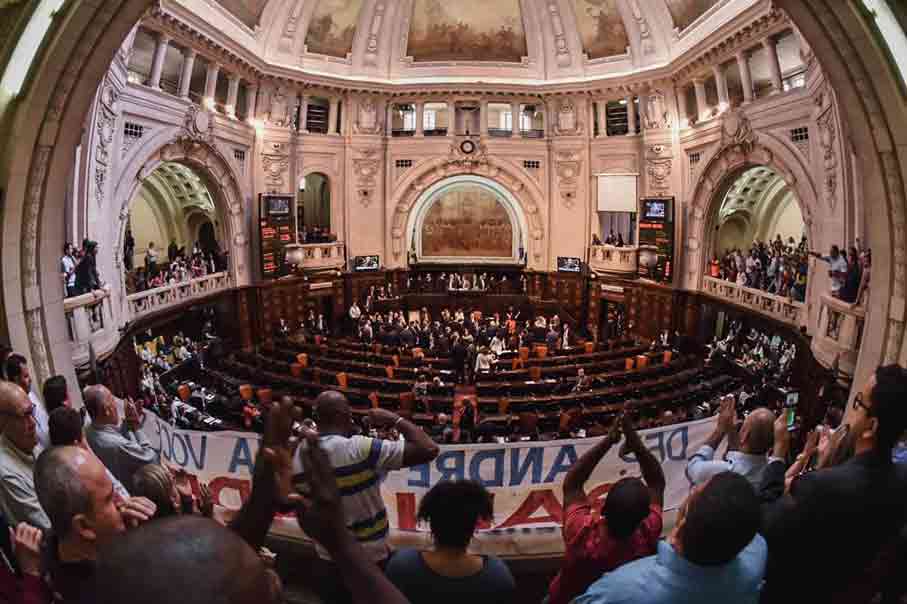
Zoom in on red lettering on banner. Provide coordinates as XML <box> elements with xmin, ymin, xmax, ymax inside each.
<box><xmin>396</xmin><ymin>493</ymin><xmax>417</xmax><ymax>530</ymax></box>
<box><xmin>208</xmin><ymin>477</ymin><xmax>252</xmax><ymax>507</ymax></box>
<box><xmin>496</xmin><ymin>489</ymin><xmax>563</xmax><ymax>528</ymax></box>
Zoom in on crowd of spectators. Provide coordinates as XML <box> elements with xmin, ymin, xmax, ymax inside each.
<box><xmin>708</xmin><ymin>234</ymin><xmax>809</xmax><ymax>301</ymax></box>
<box><xmin>301</xmin><ymin>226</ymin><xmax>337</xmax><ymax>244</ymax></box>
<box><xmin>125</xmin><ymin>240</ymin><xmax>228</xmax><ymax>295</ymax></box>
<box><xmin>708</xmin><ymin>320</ymin><xmax>798</xmax><ymax>378</ymax></box>
<box><xmin>0</xmin><ymin>325</ymin><xmax>902</xmax><ymax>603</ymax></box>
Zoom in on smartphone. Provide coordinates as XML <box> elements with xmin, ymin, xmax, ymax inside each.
<box><xmin>785</xmin><ymin>407</ymin><xmax>796</xmax><ymax>429</ymax></box>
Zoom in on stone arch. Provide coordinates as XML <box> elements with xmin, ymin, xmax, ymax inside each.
<box><xmin>113</xmin><ymin>137</ymin><xmax>250</xmax><ymax>282</ymax></box>
<box><xmin>683</xmin><ymin>128</ymin><xmax>820</xmax><ymax>293</ymax></box>
<box><xmin>389</xmin><ymin>155</ymin><xmax>547</xmax><ymax>269</ymax></box>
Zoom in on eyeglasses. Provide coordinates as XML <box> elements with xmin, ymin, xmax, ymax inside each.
<box><xmin>852</xmin><ymin>392</ymin><xmax>871</xmax><ymax>414</ymax></box>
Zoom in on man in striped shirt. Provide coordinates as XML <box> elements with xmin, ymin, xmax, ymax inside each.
<box><xmin>294</xmin><ymin>390</ymin><xmax>439</xmax><ymax>566</ymax></box>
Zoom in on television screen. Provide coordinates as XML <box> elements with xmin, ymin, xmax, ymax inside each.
<box><xmin>353</xmin><ymin>255</ymin><xmax>380</xmax><ymax>272</ymax></box>
<box><xmin>643</xmin><ymin>200</ymin><xmax>666</xmax><ymax>220</ymax></box>
<box><xmin>268</xmin><ymin>197</ymin><xmax>291</xmax><ymax>215</ymax></box>
<box><xmin>557</xmin><ymin>256</ymin><xmax>582</xmax><ymax>273</ymax></box>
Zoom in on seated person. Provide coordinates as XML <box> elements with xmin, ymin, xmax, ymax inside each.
<box><xmin>386</xmin><ymin>481</ymin><xmax>515</xmax><ymax>604</ymax></box>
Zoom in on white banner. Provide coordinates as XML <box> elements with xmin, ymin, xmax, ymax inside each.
<box><xmin>139</xmin><ymin>411</ymin><xmax>716</xmax><ymax>557</ymax></box>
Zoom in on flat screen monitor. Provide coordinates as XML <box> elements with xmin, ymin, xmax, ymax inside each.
<box><xmin>353</xmin><ymin>255</ymin><xmax>380</xmax><ymax>272</ymax></box>
<box><xmin>642</xmin><ymin>199</ymin><xmax>667</xmax><ymax>220</ymax></box>
<box><xmin>267</xmin><ymin>196</ymin><xmax>291</xmax><ymax>215</ymax></box>
<box><xmin>557</xmin><ymin>256</ymin><xmax>582</xmax><ymax>273</ymax></box>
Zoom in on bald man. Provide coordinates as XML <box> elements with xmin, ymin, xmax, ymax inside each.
<box><xmin>83</xmin><ymin>385</ymin><xmax>155</xmax><ymax>488</ymax></box>
<box><xmin>686</xmin><ymin>394</ymin><xmax>777</xmax><ymax>488</ymax></box>
<box><xmin>0</xmin><ymin>382</ymin><xmax>49</xmax><ymax>530</ymax></box>
<box><xmin>35</xmin><ymin>445</ymin><xmax>156</xmax><ymax>603</ymax></box>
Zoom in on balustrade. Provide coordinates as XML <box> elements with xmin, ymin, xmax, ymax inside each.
<box><xmin>812</xmin><ymin>293</ymin><xmax>865</xmax><ymax>375</ymax></box>
<box><xmin>300</xmin><ymin>242</ymin><xmax>346</xmax><ymax>272</ymax></box>
<box><xmin>589</xmin><ymin>245</ymin><xmax>638</xmax><ymax>277</ymax></box>
<box><xmin>64</xmin><ymin>285</ymin><xmax>115</xmax><ymax>364</ymax></box>
<box><xmin>127</xmin><ymin>272</ymin><xmax>232</xmax><ymax>320</ymax></box>
<box><xmin>702</xmin><ymin>276</ymin><xmax>806</xmax><ymax>327</ymax></box>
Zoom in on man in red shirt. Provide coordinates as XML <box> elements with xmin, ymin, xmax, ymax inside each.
<box><xmin>547</xmin><ymin>414</ymin><xmax>666</xmax><ymax>604</ymax></box>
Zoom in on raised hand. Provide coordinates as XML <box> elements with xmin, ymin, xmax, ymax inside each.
<box><xmin>119</xmin><ymin>496</ymin><xmax>157</xmax><ymax>528</ymax></box>
<box><xmin>296</xmin><ymin>428</ymin><xmax>347</xmax><ymax>552</ymax></box>
<box><xmin>717</xmin><ymin>395</ymin><xmax>737</xmax><ymax>435</ymax></box>
<box><xmin>198</xmin><ymin>482</ymin><xmax>214</xmax><ymax>518</ymax></box>
<box><xmin>10</xmin><ymin>523</ymin><xmax>42</xmax><ymax>577</ymax></box>
<box><xmin>260</xmin><ymin>396</ymin><xmax>304</xmax><ymax>508</ymax></box>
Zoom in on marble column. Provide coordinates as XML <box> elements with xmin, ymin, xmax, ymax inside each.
<box><xmin>178</xmin><ymin>48</ymin><xmax>196</xmax><ymax>99</ymax></box>
<box><xmin>736</xmin><ymin>50</ymin><xmax>754</xmax><ymax>104</ymax></box>
<box><xmin>299</xmin><ymin>95</ymin><xmax>309</xmax><ymax>132</ymax></box>
<box><xmin>597</xmin><ymin>100</ymin><xmax>608</xmax><ymax>137</ymax></box>
<box><xmin>479</xmin><ymin>101</ymin><xmax>488</xmax><ymax>136</ymax></box>
<box><xmin>415</xmin><ymin>101</ymin><xmax>424</xmax><ymax>136</ymax></box>
<box><xmin>693</xmin><ymin>78</ymin><xmax>708</xmax><ymax>121</ymax></box>
<box><xmin>204</xmin><ymin>62</ymin><xmax>220</xmax><ymax>106</ymax></box>
<box><xmin>712</xmin><ymin>63</ymin><xmax>729</xmax><ymax>110</ymax></box>
<box><xmin>447</xmin><ymin>101</ymin><xmax>456</xmax><ymax>135</ymax></box>
<box><xmin>763</xmin><ymin>37</ymin><xmax>783</xmax><ymax>94</ymax></box>
<box><xmin>638</xmin><ymin>92</ymin><xmax>649</xmax><ymax>130</ymax></box>
<box><xmin>626</xmin><ymin>96</ymin><xmax>636</xmax><ymax>135</ymax></box>
<box><xmin>246</xmin><ymin>84</ymin><xmax>258</xmax><ymax>122</ymax></box>
<box><xmin>148</xmin><ymin>33</ymin><xmax>171</xmax><ymax>90</ymax></box>
<box><xmin>328</xmin><ymin>98</ymin><xmax>339</xmax><ymax>135</ymax></box>
<box><xmin>225</xmin><ymin>75</ymin><xmax>240</xmax><ymax>118</ymax></box>
<box><xmin>512</xmin><ymin>102</ymin><xmax>521</xmax><ymax>137</ymax></box>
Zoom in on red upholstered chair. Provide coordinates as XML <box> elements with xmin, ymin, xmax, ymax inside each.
<box><xmin>239</xmin><ymin>384</ymin><xmax>253</xmax><ymax>402</ymax></box>
<box><xmin>529</xmin><ymin>365</ymin><xmax>542</xmax><ymax>381</ymax></box>
<box><xmin>399</xmin><ymin>392</ymin><xmax>414</xmax><ymax>418</ymax></box>
<box><xmin>385</xmin><ymin>365</ymin><xmax>395</xmax><ymax>379</ymax></box>
<box><xmin>373</xmin><ymin>343</ymin><xmax>382</xmax><ymax>354</ymax></box>
<box><xmin>535</xmin><ymin>345</ymin><xmax>548</xmax><ymax>359</ymax></box>
<box><xmin>296</xmin><ymin>353</ymin><xmax>309</xmax><ymax>367</ymax></box>
<box><xmin>636</xmin><ymin>354</ymin><xmax>649</xmax><ymax>370</ymax></box>
<box><xmin>498</xmin><ymin>398</ymin><xmax>510</xmax><ymax>415</ymax></box>
<box><xmin>411</xmin><ymin>347</ymin><xmax>424</xmax><ymax>360</ymax></box>
<box><xmin>290</xmin><ymin>363</ymin><xmax>303</xmax><ymax>377</ymax></box>
<box><xmin>511</xmin><ymin>358</ymin><xmax>524</xmax><ymax>371</ymax></box>
<box><xmin>368</xmin><ymin>391</ymin><xmax>380</xmax><ymax>409</ymax></box>
<box><xmin>518</xmin><ymin>347</ymin><xmax>530</xmax><ymax>362</ymax></box>
<box><xmin>663</xmin><ymin>350</ymin><xmax>673</xmax><ymax>365</ymax></box>
<box><xmin>177</xmin><ymin>384</ymin><xmax>191</xmax><ymax>402</ymax></box>
<box><xmin>257</xmin><ymin>388</ymin><xmax>273</xmax><ymax>405</ymax></box>
<box><xmin>336</xmin><ymin>372</ymin><xmax>348</xmax><ymax>389</ymax></box>
<box><xmin>584</xmin><ymin>341</ymin><xmax>595</xmax><ymax>354</ymax></box>
<box><xmin>314</xmin><ymin>335</ymin><xmax>323</xmax><ymax>346</ymax></box>
<box><xmin>392</xmin><ymin>354</ymin><xmax>400</xmax><ymax>367</ymax></box>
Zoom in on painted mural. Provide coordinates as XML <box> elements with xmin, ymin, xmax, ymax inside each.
<box><xmin>407</xmin><ymin>0</ymin><xmax>528</xmax><ymax>63</ymax></box>
<box><xmin>305</xmin><ymin>0</ymin><xmax>363</xmax><ymax>58</ymax></box>
<box><xmin>574</xmin><ymin>0</ymin><xmax>630</xmax><ymax>59</ymax></box>
<box><xmin>215</xmin><ymin>0</ymin><xmax>269</xmax><ymax>28</ymax></box>
<box><xmin>421</xmin><ymin>186</ymin><xmax>513</xmax><ymax>258</ymax></box>
<box><xmin>664</xmin><ymin>0</ymin><xmax>719</xmax><ymax>32</ymax></box>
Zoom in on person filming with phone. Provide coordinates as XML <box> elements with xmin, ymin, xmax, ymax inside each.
<box><xmin>686</xmin><ymin>394</ymin><xmax>777</xmax><ymax>488</ymax></box>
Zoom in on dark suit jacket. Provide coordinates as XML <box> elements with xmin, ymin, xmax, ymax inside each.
<box><xmin>759</xmin><ymin>453</ymin><xmax>907</xmax><ymax>603</ymax></box>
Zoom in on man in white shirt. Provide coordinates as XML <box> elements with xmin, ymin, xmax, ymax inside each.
<box><xmin>810</xmin><ymin>245</ymin><xmax>849</xmax><ymax>296</ymax></box>
<box><xmin>5</xmin><ymin>354</ymin><xmax>50</xmax><ymax>451</ymax></box>
<box><xmin>61</xmin><ymin>243</ymin><xmax>77</xmax><ymax>298</ymax></box>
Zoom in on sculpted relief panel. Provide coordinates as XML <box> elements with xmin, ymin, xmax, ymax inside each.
<box><xmin>406</xmin><ymin>0</ymin><xmax>528</xmax><ymax>62</ymax></box>
<box><xmin>573</xmin><ymin>0</ymin><xmax>630</xmax><ymax>59</ymax></box>
<box><xmin>421</xmin><ymin>185</ymin><xmax>513</xmax><ymax>258</ymax></box>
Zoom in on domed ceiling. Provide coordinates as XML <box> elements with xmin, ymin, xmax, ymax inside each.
<box><xmin>172</xmin><ymin>0</ymin><xmax>749</xmax><ymax>83</ymax></box>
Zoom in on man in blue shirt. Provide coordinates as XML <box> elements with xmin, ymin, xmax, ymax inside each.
<box><xmin>574</xmin><ymin>472</ymin><xmax>767</xmax><ymax>604</ymax></box>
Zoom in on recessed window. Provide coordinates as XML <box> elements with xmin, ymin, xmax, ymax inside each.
<box><xmin>523</xmin><ymin>160</ymin><xmax>541</xmax><ymax>170</ymax></box>
<box><xmin>395</xmin><ymin>159</ymin><xmax>413</xmax><ymax>168</ymax></box>
<box><xmin>790</xmin><ymin>127</ymin><xmax>809</xmax><ymax>143</ymax></box>
<box><xmin>234</xmin><ymin>149</ymin><xmax>246</xmax><ymax>162</ymax></box>
<box><xmin>123</xmin><ymin>122</ymin><xmax>144</xmax><ymax>140</ymax></box>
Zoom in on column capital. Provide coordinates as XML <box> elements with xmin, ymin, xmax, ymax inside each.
<box><xmin>711</xmin><ymin>63</ymin><xmax>725</xmax><ymax>76</ymax></box>
<box><xmin>691</xmin><ymin>77</ymin><xmax>704</xmax><ymax>85</ymax></box>
<box><xmin>227</xmin><ymin>73</ymin><xmax>241</xmax><ymax>84</ymax></box>
<box><xmin>735</xmin><ymin>49</ymin><xmax>749</xmax><ymax>61</ymax></box>
<box><xmin>761</xmin><ymin>36</ymin><xmax>777</xmax><ymax>49</ymax></box>
<box><xmin>183</xmin><ymin>47</ymin><xmax>197</xmax><ymax>59</ymax></box>
<box><xmin>156</xmin><ymin>32</ymin><xmax>172</xmax><ymax>44</ymax></box>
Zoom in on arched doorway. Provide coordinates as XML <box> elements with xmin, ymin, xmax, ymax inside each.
<box><xmin>298</xmin><ymin>172</ymin><xmax>331</xmax><ymax>240</ymax></box>
<box><xmin>121</xmin><ymin>161</ymin><xmax>223</xmax><ymax>293</ymax></box>
<box><xmin>705</xmin><ymin>164</ymin><xmax>809</xmax><ymax>301</ymax></box>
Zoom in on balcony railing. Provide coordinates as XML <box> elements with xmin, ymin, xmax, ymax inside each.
<box><xmin>589</xmin><ymin>245</ymin><xmax>638</xmax><ymax>277</ymax></box>
<box><xmin>300</xmin><ymin>242</ymin><xmax>346</xmax><ymax>272</ymax></box>
<box><xmin>64</xmin><ymin>285</ymin><xmax>115</xmax><ymax>365</ymax></box>
<box><xmin>813</xmin><ymin>293</ymin><xmax>865</xmax><ymax>375</ymax></box>
<box><xmin>702</xmin><ymin>276</ymin><xmax>806</xmax><ymax>327</ymax></box>
<box><xmin>127</xmin><ymin>272</ymin><xmax>232</xmax><ymax>320</ymax></box>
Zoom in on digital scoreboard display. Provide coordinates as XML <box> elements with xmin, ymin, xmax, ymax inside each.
<box><xmin>638</xmin><ymin>196</ymin><xmax>675</xmax><ymax>283</ymax></box>
<box><xmin>259</xmin><ymin>194</ymin><xmax>295</xmax><ymax>279</ymax></box>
